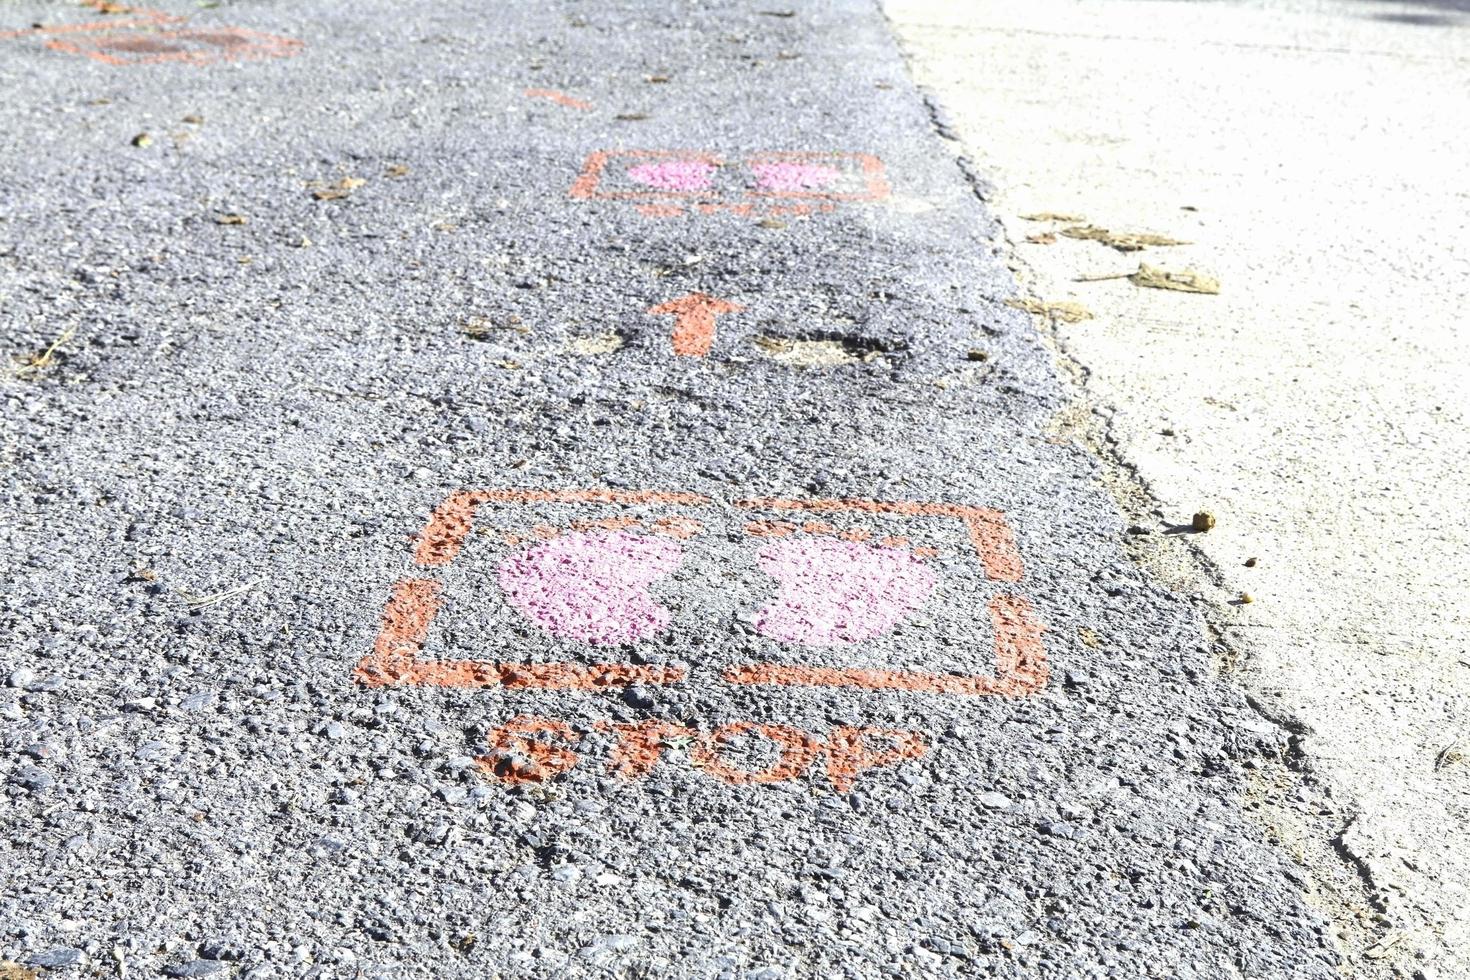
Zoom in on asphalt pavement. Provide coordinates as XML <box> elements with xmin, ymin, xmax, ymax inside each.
<box><xmin>2</xmin><ymin>1</ymin><xmax>1348</xmax><ymax>977</ymax></box>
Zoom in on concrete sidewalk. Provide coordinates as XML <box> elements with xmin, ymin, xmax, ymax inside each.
<box><xmin>885</xmin><ymin>1</ymin><xmax>1470</xmax><ymax>976</ymax></box>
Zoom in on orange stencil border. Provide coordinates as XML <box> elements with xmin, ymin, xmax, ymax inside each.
<box><xmin>42</xmin><ymin>26</ymin><xmax>302</xmax><ymax>65</ymax></box>
<box><xmin>356</xmin><ymin>487</ymin><xmax>1047</xmax><ymax>697</ymax></box>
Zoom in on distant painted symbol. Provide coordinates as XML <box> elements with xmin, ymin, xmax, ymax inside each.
<box><xmin>569</xmin><ymin>150</ymin><xmax>890</xmax><ymax>219</ymax></box>
<box><xmin>646</xmin><ymin>292</ymin><xmax>745</xmax><ymax>357</ymax></box>
<box><xmin>0</xmin><ymin>3</ymin><xmax>301</xmax><ymax>65</ymax></box>
<box><xmin>357</xmin><ymin>488</ymin><xmax>1046</xmax><ymax>697</ymax></box>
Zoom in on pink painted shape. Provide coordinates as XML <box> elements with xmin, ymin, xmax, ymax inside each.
<box><xmin>497</xmin><ymin>531</ymin><xmax>683</xmax><ymax>646</ymax></box>
<box><xmin>626</xmin><ymin>160</ymin><xmax>717</xmax><ymax>192</ymax></box>
<box><xmin>750</xmin><ymin>161</ymin><xmax>840</xmax><ymax>193</ymax></box>
<box><xmin>753</xmin><ymin>538</ymin><xmax>938</xmax><ymax>647</ymax></box>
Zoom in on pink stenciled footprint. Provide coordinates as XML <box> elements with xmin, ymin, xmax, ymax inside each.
<box><xmin>753</xmin><ymin>538</ymin><xmax>938</xmax><ymax>647</ymax></box>
<box><xmin>750</xmin><ymin>161</ymin><xmax>840</xmax><ymax>193</ymax></box>
<box><xmin>497</xmin><ymin>531</ymin><xmax>683</xmax><ymax>646</ymax></box>
<box><xmin>626</xmin><ymin>159</ymin><xmax>717</xmax><ymax>192</ymax></box>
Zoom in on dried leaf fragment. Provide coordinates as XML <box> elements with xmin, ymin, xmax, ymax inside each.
<box><xmin>385</xmin><ymin>164</ymin><xmax>410</xmax><ymax>177</ymax></box>
<box><xmin>567</xmin><ymin>331</ymin><xmax>624</xmax><ymax>355</ymax></box>
<box><xmin>644</xmin><ymin>74</ymin><xmax>670</xmax><ymax>83</ymax></box>
<box><xmin>1020</xmin><ymin>211</ymin><xmax>1085</xmax><ymax>222</ymax></box>
<box><xmin>1191</xmin><ymin>511</ymin><xmax>1216</xmax><ymax>532</ymax></box>
<box><xmin>757</xmin><ymin>218</ymin><xmax>787</xmax><ymax>230</ymax></box>
<box><xmin>615</xmin><ymin>112</ymin><xmax>649</xmax><ymax>121</ymax></box>
<box><xmin>182</xmin><ymin>113</ymin><xmax>204</xmax><ymax>124</ymax></box>
<box><xmin>1025</xmin><ymin>232</ymin><xmax>1056</xmax><ymax>244</ymax></box>
<box><xmin>1004</xmin><ymin>297</ymin><xmax>1093</xmax><ymax>324</ymax></box>
<box><xmin>1131</xmin><ymin>263</ymin><xmax>1220</xmax><ymax>294</ymax></box>
<box><xmin>10</xmin><ymin>327</ymin><xmax>74</xmax><ymax>379</ymax></box>
<box><xmin>312</xmin><ymin>177</ymin><xmax>365</xmax><ymax>200</ymax></box>
<box><xmin>214</xmin><ymin>213</ymin><xmax>247</xmax><ymax>225</ymax></box>
<box><xmin>1363</xmin><ymin>932</ymin><xmax>1406</xmax><ymax>960</ymax></box>
<box><xmin>753</xmin><ymin>336</ymin><xmax>860</xmax><ymax>368</ymax></box>
<box><xmin>1435</xmin><ymin>742</ymin><xmax>1464</xmax><ymax>771</ymax></box>
<box><xmin>1061</xmin><ymin>224</ymin><xmax>1190</xmax><ymax>252</ymax></box>
<box><xmin>0</xmin><ymin>962</ymin><xmax>39</xmax><ymax>980</ymax></box>
<box><xmin>130</xmin><ymin>132</ymin><xmax>152</xmax><ymax>147</ymax></box>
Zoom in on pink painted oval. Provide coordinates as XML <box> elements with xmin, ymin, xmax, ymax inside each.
<box><xmin>497</xmin><ymin>531</ymin><xmax>683</xmax><ymax>646</ymax></box>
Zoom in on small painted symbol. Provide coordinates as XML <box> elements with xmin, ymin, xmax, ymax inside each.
<box><xmin>647</xmin><ymin>292</ymin><xmax>745</xmax><ymax>357</ymax></box>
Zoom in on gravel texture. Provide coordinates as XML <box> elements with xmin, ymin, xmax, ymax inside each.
<box><xmin>1</xmin><ymin>0</ymin><xmax>1339</xmax><ymax>977</ymax></box>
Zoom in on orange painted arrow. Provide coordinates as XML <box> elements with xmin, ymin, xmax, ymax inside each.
<box><xmin>647</xmin><ymin>292</ymin><xmax>745</xmax><ymax>357</ymax></box>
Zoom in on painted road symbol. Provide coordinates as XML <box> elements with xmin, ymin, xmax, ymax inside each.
<box><xmin>646</xmin><ymin>292</ymin><xmax>745</xmax><ymax>357</ymax></box>
<box><xmin>1</xmin><ymin>3</ymin><xmax>301</xmax><ymax>66</ymax></box>
<box><xmin>569</xmin><ymin>150</ymin><xmax>890</xmax><ymax>219</ymax></box>
<box><xmin>357</xmin><ymin>488</ymin><xmax>1046</xmax><ymax>697</ymax></box>
<box><xmin>479</xmin><ymin>716</ymin><xmax>928</xmax><ymax>792</ymax></box>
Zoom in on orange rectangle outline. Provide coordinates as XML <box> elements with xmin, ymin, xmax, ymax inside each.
<box><xmin>568</xmin><ymin>150</ymin><xmax>890</xmax><ymax>203</ymax></box>
<box><xmin>41</xmin><ymin>26</ymin><xmax>302</xmax><ymax>65</ymax></box>
<box><xmin>355</xmin><ymin>487</ymin><xmax>1045</xmax><ymax>696</ymax></box>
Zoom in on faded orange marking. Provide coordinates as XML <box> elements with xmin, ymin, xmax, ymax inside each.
<box><xmin>651</xmin><ymin>516</ymin><xmax>702</xmax><ymax>538</ymax></box>
<box><xmin>635</xmin><ymin>203</ymin><xmax>686</xmax><ymax>218</ymax></box>
<box><xmin>825</xmin><ymin>727</ymin><xmax>928</xmax><ymax>793</ymax></box>
<box><xmin>0</xmin><ymin>2</ymin><xmax>175</xmax><ymax>39</ymax></box>
<box><xmin>736</xmin><ymin>496</ymin><xmax>1024</xmax><ymax>582</ymax></box>
<box><xmin>414</xmin><ymin>488</ymin><xmax>711</xmax><ymax>567</ymax></box>
<box><xmin>531</xmin><ymin>523</ymin><xmax>561</xmax><ymax>540</ymax></box>
<box><xmin>837</xmin><ymin>528</ymin><xmax>873</xmax><ymax>542</ymax></box>
<box><xmin>477</xmin><ymin>716</ymin><xmax>581</xmax><ymax>784</ymax></box>
<box><xmin>523</xmin><ymin>87</ymin><xmax>591</xmax><ymax>110</ymax></box>
<box><xmin>689</xmin><ymin>722</ymin><xmax>821</xmax><ymax>786</ymax></box>
<box><xmin>598</xmin><ymin>720</ymin><xmax>693</xmax><ymax>779</ymax></box>
<box><xmin>914</xmin><ymin>546</ymin><xmax>939</xmax><ymax>559</ymax></box>
<box><xmin>647</xmin><ymin>292</ymin><xmax>744</xmax><ymax>358</ymax></box>
<box><xmin>745</xmin><ymin>520</ymin><xmax>796</xmax><ymax>537</ymax></box>
<box><xmin>801</xmin><ymin>520</ymin><xmax>836</xmax><ymax>535</ymax></box>
<box><xmin>41</xmin><ymin>26</ymin><xmax>301</xmax><ymax>65</ymax></box>
<box><xmin>598</xmin><ymin>721</ymin><xmax>925</xmax><ymax>790</ymax></box>
<box><xmin>408</xmin><ymin>661</ymin><xmax>682</xmax><ymax>689</ymax></box>
<box><xmin>722</xmin><ymin>594</ymin><xmax>1047</xmax><ymax>697</ymax></box>
<box><xmin>569</xmin><ymin>516</ymin><xmax>640</xmax><ymax>533</ymax></box>
<box><xmin>878</xmin><ymin>535</ymin><xmax>910</xmax><ymax>549</ymax></box>
<box><xmin>356</xmin><ymin>577</ymin><xmax>685</xmax><ymax>691</ymax></box>
<box><xmin>354</xmin><ymin>578</ymin><xmax>442</xmax><ymax>686</ymax></box>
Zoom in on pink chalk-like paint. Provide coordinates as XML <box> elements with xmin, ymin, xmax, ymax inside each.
<box><xmin>497</xmin><ymin>531</ymin><xmax>683</xmax><ymax>646</ymax></box>
<box><xmin>626</xmin><ymin>159</ymin><xmax>717</xmax><ymax>192</ymax></box>
<box><xmin>750</xmin><ymin>161</ymin><xmax>840</xmax><ymax>193</ymax></box>
<box><xmin>754</xmin><ymin>538</ymin><xmax>938</xmax><ymax>647</ymax></box>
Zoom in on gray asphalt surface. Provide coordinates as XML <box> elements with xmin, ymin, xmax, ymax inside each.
<box><xmin>2</xmin><ymin>1</ymin><xmax>1341</xmax><ymax>977</ymax></box>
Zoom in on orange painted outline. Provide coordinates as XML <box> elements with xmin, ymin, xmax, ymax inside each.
<box><xmin>0</xmin><ymin>7</ymin><xmax>177</xmax><ymax>40</ymax></box>
<box><xmin>524</xmin><ymin>87</ymin><xmax>592</xmax><ymax>110</ymax></box>
<box><xmin>568</xmin><ymin>150</ymin><xmax>889</xmax><ymax>203</ymax></box>
<box><xmin>357</xmin><ymin>487</ymin><xmax>1046</xmax><ymax>697</ymax></box>
<box><xmin>41</xmin><ymin>26</ymin><xmax>301</xmax><ymax>65</ymax></box>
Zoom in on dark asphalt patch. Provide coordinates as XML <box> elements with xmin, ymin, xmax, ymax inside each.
<box><xmin>0</xmin><ymin>1</ymin><xmax>1338</xmax><ymax>977</ymax></box>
